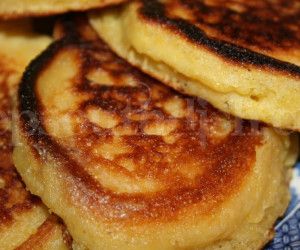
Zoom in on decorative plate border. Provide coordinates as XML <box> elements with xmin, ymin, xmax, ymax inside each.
<box><xmin>266</xmin><ymin>162</ymin><xmax>300</xmax><ymax>249</ymax></box>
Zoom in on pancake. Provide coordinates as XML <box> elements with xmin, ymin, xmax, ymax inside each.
<box><xmin>0</xmin><ymin>63</ymin><xmax>71</xmax><ymax>250</ymax></box>
<box><xmin>0</xmin><ymin>0</ymin><xmax>127</xmax><ymax>20</ymax></box>
<box><xmin>0</xmin><ymin>19</ymin><xmax>52</xmax><ymax>73</ymax></box>
<box><xmin>13</xmin><ymin>17</ymin><xmax>298</xmax><ymax>250</ymax></box>
<box><xmin>0</xmin><ymin>20</ymin><xmax>72</xmax><ymax>250</ymax></box>
<box><xmin>89</xmin><ymin>0</ymin><xmax>300</xmax><ymax>131</ymax></box>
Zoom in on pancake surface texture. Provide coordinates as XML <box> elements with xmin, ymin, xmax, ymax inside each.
<box><xmin>13</xmin><ymin>19</ymin><xmax>298</xmax><ymax>250</ymax></box>
<box><xmin>0</xmin><ymin>19</ymin><xmax>52</xmax><ymax>73</ymax></box>
<box><xmin>0</xmin><ymin>21</ymin><xmax>71</xmax><ymax>250</ymax></box>
<box><xmin>0</xmin><ymin>0</ymin><xmax>127</xmax><ymax>19</ymax></box>
<box><xmin>90</xmin><ymin>0</ymin><xmax>300</xmax><ymax>131</ymax></box>
<box><xmin>0</xmin><ymin>64</ymin><xmax>71</xmax><ymax>250</ymax></box>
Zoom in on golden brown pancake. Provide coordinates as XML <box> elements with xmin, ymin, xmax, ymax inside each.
<box><xmin>0</xmin><ymin>63</ymin><xmax>71</xmax><ymax>250</ymax></box>
<box><xmin>13</xmin><ymin>17</ymin><xmax>298</xmax><ymax>250</ymax></box>
<box><xmin>15</xmin><ymin>215</ymin><xmax>73</xmax><ymax>250</ymax></box>
<box><xmin>90</xmin><ymin>0</ymin><xmax>300</xmax><ymax>131</ymax></box>
<box><xmin>0</xmin><ymin>19</ymin><xmax>52</xmax><ymax>73</ymax></box>
<box><xmin>0</xmin><ymin>19</ymin><xmax>72</xmax><ymax>250</ymax></box>
<box><xmin>0</xmin><ymin>0</ymin><xmax>127</xmax><ymax>20</ymax></box>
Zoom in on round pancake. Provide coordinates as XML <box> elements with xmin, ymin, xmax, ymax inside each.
<box><xmin>0</xmin><ymin>0</ymin><xmax>127</xmax><ymax>20</ymax></box>
<box><xmin>89</xmin><ymin>0</ymin><xmax>300</xmax><ymax>131</ymax></box>
<box><xmin>13</xmin><ymin>19</ymin><xmax>298</xmax><ymax>250</ymax></box>
<box><xmin>0</xmin><ymin>20</ymin><xmax>72</xmax><ymax>250</ymax></box>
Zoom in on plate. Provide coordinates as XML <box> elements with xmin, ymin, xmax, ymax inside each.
<box><xmin>266</xmin><ymin>162</ymin><xmax>300</xmax><ymax>249</ymax></box>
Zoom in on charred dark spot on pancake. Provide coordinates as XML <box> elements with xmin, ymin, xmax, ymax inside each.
<box><xmin>139</xmin><ymin>0</ymin><xmax>300</xmax><ymax>78</ymax></box>
<box><xmin>18</xmin><ymin>18</ymin><xmax>263</xmax><ymax>223</ymax></box>
<box><xmin>0</xmin><ymin>66</ymin><xmax>41</xmax><ymax>226</ymax></box>
<box><xmin>32</xmin><ymin>16</ymin><xmax>56</xmax><ymax>36</ymax></box>
<box><xmin>54</xmin><ymin>14</ymin><xmax>100</xmax><ymax>41</ymax></box>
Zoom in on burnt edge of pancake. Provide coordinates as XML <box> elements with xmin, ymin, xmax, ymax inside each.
<box><xmin>139</xmin><ymin>0</ymin><xmax>300</xmax><ymax>78</ymax></box>
<box><xmin>18</xmin><ymin>19</ymin><xmax>263</xmax><ymax>223</ymax></box>
<box><xmin>0</xmin><ymin>65</ymin><xmax>42</xmax><ymax>226</ymax></box>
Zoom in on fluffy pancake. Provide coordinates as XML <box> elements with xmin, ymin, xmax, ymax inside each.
<box><xmin>0</xmin><ymin>63</ymin><xmax>71</xmax><ymax>250</ymax></box>
<box><xmin>89</xmin><ymin>0</ymin><xmax>300</xmax><ymax>131</ymax></box>
<box><xmin>0</xmin><ymin>20</ymin><xmax>72</xmax><ymax>250</ymax></box>
<box><xmin>13</xmin><ymin>17</ymin><xmax>299</xmax><ymax>250</ymax></box>
<box><xmin>0</xmin><ymin>0</ymin><xmax>127</xmax><ymax>20</ymax></box>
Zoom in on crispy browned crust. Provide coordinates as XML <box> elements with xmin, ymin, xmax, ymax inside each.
<box><xmin>138</xmin><ymin>0</ymin><xmax>300</xmax><ymax>78</ymax></box>
<box><xmin>0</xmin><ymin>0</ymin><xmax>127</xmax><ymax>20</ymax></box>
<box><xmin>18</xmin><ymin>17</ymin><xmax>263</xmax><ymax>224</ymax></box>
<box><xmin>0</xmin><ymin>64</ymin><xmax>41</xmax><ymax>227</ymax></box>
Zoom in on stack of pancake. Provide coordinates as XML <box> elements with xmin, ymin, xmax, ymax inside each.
<box><xmin>0</xmin><ymin>0</ymin><xmax>299</xmax><ymax>249</ymax></box>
